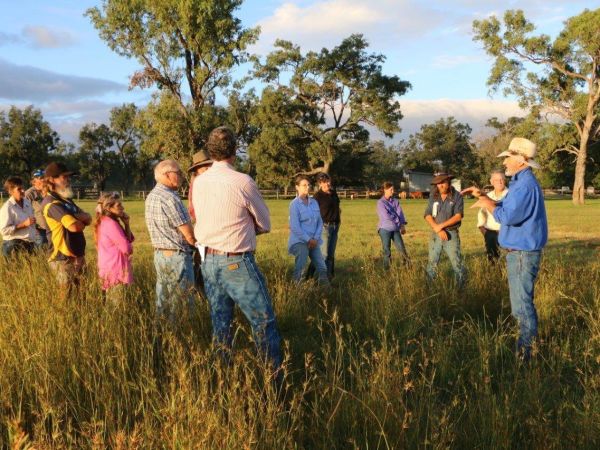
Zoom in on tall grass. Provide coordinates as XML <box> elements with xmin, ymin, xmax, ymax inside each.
<box><xmin>1</xmin><ymin>199</ymin><xmax>599</xmax><ymax>448</ymax></box>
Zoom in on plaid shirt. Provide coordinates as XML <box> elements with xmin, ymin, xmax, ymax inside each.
<box><xmin>145</xmin><ymin>183</ymin><xmax>192</xmax><ymax>252</ymax></box>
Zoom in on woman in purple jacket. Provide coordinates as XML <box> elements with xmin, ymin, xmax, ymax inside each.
<box><xmin>376</xmin><ymin>181</ymin><xmax>410</xmax><ymax>269</ymax></box>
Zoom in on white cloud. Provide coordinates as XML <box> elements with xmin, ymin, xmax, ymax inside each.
<box><xmin>253</xmin><ymin>0</ymin><xmax>445</xmax><ymax>54</ymax></box>
<box><xmin>0</xmin><ymin>59</ymin><xmax>126</xmax><ymax>102</ymax></box>
<box><xmin>21</xmin><ymin>25</ymin><xmax>77</xmax><ymax>49</ymax></box>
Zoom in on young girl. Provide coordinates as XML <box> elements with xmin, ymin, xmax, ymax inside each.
<box><xmin>94</xmin><ymin>192</ymin><xmax>134</xmax><ymax>300</ymax></box>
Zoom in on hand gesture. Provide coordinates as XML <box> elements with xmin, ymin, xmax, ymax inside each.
<box><xmin>308</xmin><ymin>238</ymin><xmax>318</xmax><ymax>249</ymax></box>
<box><xmin>460</xmin><ymin>186</ymin><xmax>482</xmax><ymax>198</ymax></box>
<box><xmin>437</xmin><ymin>230</ymin><xmax>449</xmax><ymax>241</ymax></box>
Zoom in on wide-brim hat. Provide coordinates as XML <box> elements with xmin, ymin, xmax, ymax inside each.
<box><xmin>188</xmin><ymin>149</ymin><xmax>212</xmax><ymax>173</ymax></box>
<box><xmin>431</xmin><ymin>173</ymin><xmax>454</xmax><ymax>185</ymax></box>
<box><xmin>497</xmin><ymin>137</ymin><xmax>540</xmax><ymax>169</ymax></box>
<box><xmin>45</xmin><ymin>162</ymin><xmax>77</xmax><ymax>178</ymax></box>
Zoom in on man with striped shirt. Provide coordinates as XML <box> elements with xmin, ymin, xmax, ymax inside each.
<box><xmin>193</xmin><ymin>126</ymin><xmax>282</xmax><ymax>374</ymax></box>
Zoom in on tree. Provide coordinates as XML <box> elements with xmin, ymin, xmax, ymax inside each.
<box><xmin>87</xmin><ymin>0</ymin><xmax>259</xmax><ymax>156</ymax></box>
<box><xmin>400</xmin><ymin>117</ymin><xmax>480</xmax><ymax>184</ymax></box>
<box><xmin>362</xmin><ymin>141</ymin><xmax>404</xmax><ymax>189</ymax></box>
<box><xmin>252</xmin><ymin>34</ymin><xmax>411</xmax><ymax>176</ymax></box>
<box><xmin>0</xmin><ymin>106</ymin><xmax>60</xmax><ymax>180</ymax></box>
<box><xmin>78</xmin><ymin>123</ymin><xmax>115</xmax><ymax>191</ymax></box>
<box><xmin>473</xmin><ymin>8</ymin><xmax>600</xmax><ymax>204</ymax></box>
<box><xmin>109</xmin><ymin>103</ymin><xmax>145</xmax><ymax>194</ymax></box>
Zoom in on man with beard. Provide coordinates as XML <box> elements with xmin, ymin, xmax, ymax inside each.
<box><xmin>462</xmin><ymin>138</ymin><xmax>547</xmax><ymax>361</ymax></box>
<box><xmin>424</xmin><ymin>173</ymin><xmax>467</xmax><ymax>290</ymax></box>
<box><xmin>42</xmin><ymin>162</ymin><xmax>92</xmax><ymax>298</ymax></box>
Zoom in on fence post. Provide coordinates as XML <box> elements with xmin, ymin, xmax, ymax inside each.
<box><xmin>276</xmin><ymin>189</ymin><xmax>279</xmax><ymax>200</ymax></box>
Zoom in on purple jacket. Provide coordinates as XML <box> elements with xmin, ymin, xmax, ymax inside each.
<box><xmin>377</xmin><ymin>196</ymin><xmax>407</xmax><ymax>232</ymax></box>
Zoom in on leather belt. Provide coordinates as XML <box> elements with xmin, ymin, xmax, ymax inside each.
<box><xmin>206</xmin><ymin>247</ymin><xmax>253</xmax><ymax>257</ymax></box>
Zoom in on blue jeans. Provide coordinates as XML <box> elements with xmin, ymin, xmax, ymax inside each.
<box><xmin>201</xmin><ymin>252</ymin><xmax>282</xmax><ymax>369</ymax></box>
<box><xmin>322</xmin><ymin>223</ymin><xmax>340</xmax><ymax>277</ymax></box>
<box><xmin>506</xmin><ymin>250</ymin><xmax>541</xmax><ymax>359</ymax></box>
<box><xmin>378</xmin><ymin>229</ymin><xmax>409</xmax><ymax>269</ymax></box>
<box><xmin>153</xmin><ymin>250</ymin><xmax>195</xmax><ymax>316</ymax></box>
<box><xmin>34</xmin><ymin>228</ymin><xmax>48</xmax><ymax>247</ymax></box>
<box><xmin>290</xmin><ymin>242</ymin><xmax>329</xmax><ymax>285</ymax></box>
<box><xmin>426</xmin><ymin>229</ymin><xmax>467</xmax><ymax>289</ymax></box>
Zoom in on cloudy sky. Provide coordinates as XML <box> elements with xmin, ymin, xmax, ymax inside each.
<box><xmin>0</xmin><ymin>0</ymin><xmax>596</xmax><ymax>143</ymax></box>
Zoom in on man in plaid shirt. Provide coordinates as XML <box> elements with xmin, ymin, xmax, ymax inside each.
<box><xmin>145</xmin><ymin>159</ymin><xmax>196</xmax><ymax>317</ymax></box>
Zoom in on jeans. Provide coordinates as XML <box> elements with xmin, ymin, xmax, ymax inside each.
<box><xmin>290</xmin><ymin>242</ymin><xmax>329</xmax><ymax>285</ymax></box>
<box><xmin>322</xmin><ymin>223</ymin><xmax>339</xmax><ymax>277</ymax></box>
<box><xmin>506</xmin><ymin>250</ymin><xmax>541</xmax><ymax>359</ymax></box>
<box><xmin>2</xmin><ymin>239</ymin><xmax>34</xmax><ymax>257</ymax></box>
<box><xmin>426</xmin><ymin>229</ymin><xmax>467</xmax><ymax>289</ymax></box>
<box><xmin>201</xmin><ymin>252</ymin><xmax>282</xmax><ymax>369</ymax></box>
<box><xmin>483</xmin><ymin>229</ymin><xmax>500</xmax><ymax>261</ymax></box>
<box><xmin>153</xmin><ymin>250</ymin><xmax>195</xmax><ymax>316</ymax></box>
<box><xmin>307</xmin><ymin>222</ymin><xmax>340</xmax><ymax>279</ymax></box>
<box><xmin>34</xmin><ymin>228</ymin><xmax>48</xmax><ymax>247</ymax></box>
<box><xmin>378</xmin><ymin>229</ymin><xmax>409</xmax><ymax>269</ymax></box>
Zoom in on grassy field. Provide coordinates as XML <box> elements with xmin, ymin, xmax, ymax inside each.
<box><xmin>1</xmin><ymin>197</ymin><xmax>599</xmax><ymax>448</ymax></box>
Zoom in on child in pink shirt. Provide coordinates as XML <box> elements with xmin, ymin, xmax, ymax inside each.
<box><xmin>94</xmin><ymin>193</ymin><xmax>134</xmax><ymax>296</ymax></box>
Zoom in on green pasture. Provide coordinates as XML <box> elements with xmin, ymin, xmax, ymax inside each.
<box><xmin>1</xmin><ymin>197</ymin><xmax>599</xmax><ymax>448</ymax></box>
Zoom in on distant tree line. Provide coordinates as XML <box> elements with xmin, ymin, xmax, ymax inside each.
<box><xmin>0</xmin><ymin>1</ymin><xmax>598</xmax><ymax>203</ymax></box>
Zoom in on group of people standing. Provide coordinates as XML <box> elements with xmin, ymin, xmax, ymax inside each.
<box><xmin>0</xmin><ymin>132</ymin><xmax>548</xmax><ymax>370</ymax></box>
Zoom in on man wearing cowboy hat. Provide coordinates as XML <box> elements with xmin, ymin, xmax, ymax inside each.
<box><xmin>462</xmin><ymin>137</ymin><xmax>548</xmax><ymax>361</ymax></box>
<box><xmin>187</xmin><ymin>149</ymin><xmax>213</xmax><ymax>222</ymax></box>
<box><xmin>424</xmin><ymin>173</ymin><xmax>467</xmax><ymax>290</ymax></box>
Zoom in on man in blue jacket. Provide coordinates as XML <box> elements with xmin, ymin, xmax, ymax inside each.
<box><xmin>463</xmin><ymin>137</ymin><xmax>548</xmax><ymax>361</ymax></box>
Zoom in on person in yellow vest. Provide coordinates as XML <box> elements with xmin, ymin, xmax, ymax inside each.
<box><xmin>41</xmin><ymin>162</ymin><xmax>92</xmax><ymax>298</ymax></box>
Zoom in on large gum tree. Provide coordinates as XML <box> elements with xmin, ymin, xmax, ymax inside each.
<box><xmin>86</xmin><ymin>0</ymin><xmax>259</xmax><ymax>160</ymax></box>
<box><xmin>473</xmin><ymin>8</ymin><xmax>600</xmax><ymax>204</ymax></box>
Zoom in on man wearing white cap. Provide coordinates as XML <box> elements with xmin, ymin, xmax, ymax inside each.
<box><xmin>462</xmin><ymin>137</ymin><xmax>548</xmax><ymax>361</ymax></box>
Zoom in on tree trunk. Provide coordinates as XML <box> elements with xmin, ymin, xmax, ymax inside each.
<box><xmin>571</xmin><ymin>134</ymin><xmax>588</xmax><ymax>205</ymax></box>
<box><xmin>571</xmin><ymin>101</ymin><xmax>596</xmax><ymax>205</ymax></box>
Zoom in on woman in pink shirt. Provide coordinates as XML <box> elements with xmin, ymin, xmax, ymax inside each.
<box><xmin>94</xmin><ymin>192</ymin><xmax>134</xmax><ymax>300</ymax></box>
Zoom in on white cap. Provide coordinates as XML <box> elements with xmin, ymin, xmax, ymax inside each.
<box><xmin>497</xmin><ymin>137</ymin><xmax>540</xmax><ymax>169</ymax></box>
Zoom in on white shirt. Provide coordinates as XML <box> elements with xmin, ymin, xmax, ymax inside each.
<box><xmin>193</xmin><ymin>161</ymin><xmax>270</xmax><ymax>252</ymax></box>
<box><xmin>0</xmin><ymin>197</ymin><xmax>37</xmax><ymax>241</ymax></box>
<box><xmin>477</xmin><ymin>188</ymin><xmax>508</xmax><ymax>231</ymax></box>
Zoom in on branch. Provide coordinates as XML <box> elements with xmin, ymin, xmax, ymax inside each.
<box><xmin>553</xmin><ymin>144</ymin><xmax>580</xmax><ymax>156</ymax></box>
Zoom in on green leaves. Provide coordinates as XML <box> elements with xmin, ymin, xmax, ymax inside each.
<box><xmin>251</xmin><ymin>34</ymin><xmax>410</xmax><ymax>184</ymax></box>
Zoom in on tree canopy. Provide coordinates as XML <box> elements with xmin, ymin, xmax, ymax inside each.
<box><xmin>0</xmin><ymin>106</ymin><xmax>60</xmax><ymax>181</ymax></box>
<box><xmin>87</xmin><ymin>0</ymin><xmax>259</xmax><ymax>155</ymax></box>
<box><xmin>250</xmin><ymin>34</ymin><xmax>410</xmax><ymax>183</ymax></box>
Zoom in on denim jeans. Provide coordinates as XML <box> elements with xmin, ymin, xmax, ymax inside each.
<box><xmin>153</xmin><ymin>250</ymin><xmax>195</xmax><ymax>316</ymax></box>
<box><xmin>506</xmin><ymin>250</ymin><xmax>541</xmax><ymax>359</ymax></box>
<box><xmin>307</xmin><ymin>222</ymin><xmax>339</xmax><ymax>279</ymax></box>
<box><xmin>34</xmin><ymin>228</ymin><xmax>48</xmax><ymax>247</ymax></box>
<box><xmin>426</xmin><ymin>229</ymin><xmax>467</xmax><ymax>289</ymax></box>
<box><xmin>322</xmin><ymin>222</ymin><xmax>340</xmax><ymax>276</ymax></box>
<box><xmin>2</xmin><ymin>239</ymin><xmax>34</xmax><ymax>257</ymax></box>
<box><xmin>378</xmin><ymin>229</ymin><xmax>409</xmax><ymax>269</ymax></box>
<box><xmin>290</xmin><ymin>242</ymin><xmax>329</xmax><ymax>285</ymax></box>
<box><xmin>201</xmin><ymin>252</ymin><xmax>282</xmax><ymax>369</ymax></box>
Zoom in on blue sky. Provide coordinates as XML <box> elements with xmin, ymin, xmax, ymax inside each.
<box><xmin>0</xmin><ymin>0</ymin><xmax>596</xmax><ymax>143</ymax></box>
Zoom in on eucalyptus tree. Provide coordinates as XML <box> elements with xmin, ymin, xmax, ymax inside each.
<box><xmin>251</xmin><ymin>34</ymin><xmax>410</xmax><ymax>178</ymax></box>
<box><xmin>473</xmin><ymin>8</ymin><xmax>600</xmax><ymax>204</ymax></box>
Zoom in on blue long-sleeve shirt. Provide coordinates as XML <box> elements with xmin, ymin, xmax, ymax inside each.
<box><xmin>493</xmin><ymin>168</ymin><xmax>548</xmax><ymax>251</ymax></box>
<box><xmin>377</xmin><ymin>196</ymin><xmax>407</xmax><ymax>231</ymax></box>
<box><xmin>288</xmin><ymin>196</ymin><xmax>323</xmax><ymax>251</ymax></box>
